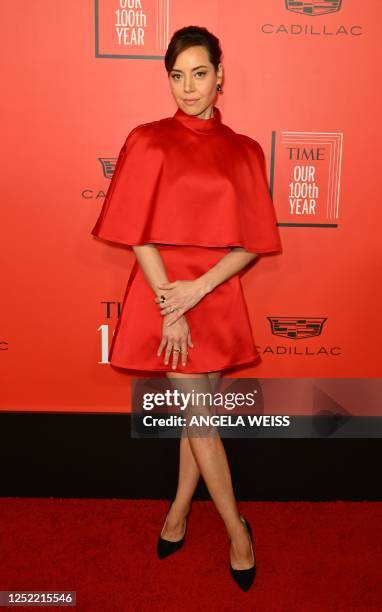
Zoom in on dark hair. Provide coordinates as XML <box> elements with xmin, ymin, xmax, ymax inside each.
<box><xmin>164</xmin><ymin>25</ymin><xmax>222</xmax><ymax>74</ymax></box>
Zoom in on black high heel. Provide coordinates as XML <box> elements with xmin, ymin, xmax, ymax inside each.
<box><xmin>229</xmin><ymin>514</ymin><xmax>256</xmax><ymax>591</ymax></box>
<box><xmin>157</xmin><ymin>500</ymin><xmax>188</xmax><ymax>559</ymax></box>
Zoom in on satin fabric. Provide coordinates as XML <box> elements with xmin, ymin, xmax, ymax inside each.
<box><xmin>109</xmin><ymin>245</ymin><xmax>260</xmax><ymax>373</ymax></box>
<box><xmin>91</xmin><ymin>105</ymin><xmax>282</xmax><ymax>254</ymax></box>
<box><xmin>91</xmin><ymin>105</ymin><xmax>281</xmax><ymax>373</ymax></box>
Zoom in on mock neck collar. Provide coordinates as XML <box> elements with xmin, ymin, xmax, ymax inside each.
<box><xmin>173</xmin><ymin>105</ymin><xmax>222</xmax><ymax>134</ymax></box>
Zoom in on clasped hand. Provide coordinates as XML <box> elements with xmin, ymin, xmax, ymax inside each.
<box><xmin>154</xmin><ymin>279</ymin><xmax>207</xmax><ymax>326</ymax></box>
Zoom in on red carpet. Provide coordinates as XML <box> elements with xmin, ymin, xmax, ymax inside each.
<box><xmin>0</xmin><ymin>499</ymin><xmax>381</xmax><ymax>611</ymax></box>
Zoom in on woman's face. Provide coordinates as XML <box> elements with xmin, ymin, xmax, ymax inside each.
<box><xmin>168</xmin><ymin>45</ymin><xmax>223</xmax><ymax>118</ymax></box>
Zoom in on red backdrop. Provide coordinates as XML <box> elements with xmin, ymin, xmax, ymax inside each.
<box><xmin>1</xmin><ymin>1</ymin><xmax>381</xmax><ymax>412</ymax></box>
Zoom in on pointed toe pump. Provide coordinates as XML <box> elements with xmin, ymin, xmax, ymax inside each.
<box><xmin>229</xmin><ymin>515</ymin><xmax>256</xmax><ymax>591</ymax></box>
<box><xmin>157</xmin><ymin>501</ymin><xmax>187</xmax><ymax>559</ymax></box>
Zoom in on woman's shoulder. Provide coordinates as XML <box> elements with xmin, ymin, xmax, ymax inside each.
<box><xmin>232</xmin><ymin>129</ymin><xmax>266</xmax><ymax>158</ymax></box>
<box><xmin>124</xmin><ymin>116</ymin><xmax>173</xmax><ymax>143</ymax></box>
<box><xmin>218</xmin><ymin>122</ymin><xmax>265</xmax><ymax>159</ymax></box>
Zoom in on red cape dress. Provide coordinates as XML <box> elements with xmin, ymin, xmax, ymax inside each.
<box><xmin>91</xmin><ymin>105</ymin><xmax>282</xmax><ymax>373</ymax></box>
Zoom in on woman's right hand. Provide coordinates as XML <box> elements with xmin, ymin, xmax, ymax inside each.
<box><xmin>157</xmin><ymin>313</ymin><xmax>194</xmax><ymax>370</ymax></box>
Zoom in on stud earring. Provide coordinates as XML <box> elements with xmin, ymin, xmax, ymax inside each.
<box><xmin>216</xmin><ymin>83</ymin><xmax>223</xmax><ymax>94</ymax></box>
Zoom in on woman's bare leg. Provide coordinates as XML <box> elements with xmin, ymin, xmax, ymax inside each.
<box><xmin>161</xmin><ymin>372</ymin><xmax>222</xmax><ymax>541</ymax></box>
<box><xmin>161</xmin><ymin>371</ymin><xmax>253</xmax><ymax>569</ymax></box>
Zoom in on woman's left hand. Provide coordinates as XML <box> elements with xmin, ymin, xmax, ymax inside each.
<box><xmin>154</xmin><ymin>279</ymin><xmax>207</xmax><ymax>326</ymax></box>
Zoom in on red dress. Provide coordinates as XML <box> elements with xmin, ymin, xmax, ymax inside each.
<box><xmin>91</xmin><ymin>105</ymin><xmax>282</xmax><ymax>373</ymax></box>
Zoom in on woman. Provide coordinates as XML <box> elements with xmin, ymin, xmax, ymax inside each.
<box><xmin>91</xmin><ymin>26</ymin><xmax>282</xmax><ymax>591</ymax></box>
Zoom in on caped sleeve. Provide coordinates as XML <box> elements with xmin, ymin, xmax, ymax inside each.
<box><xmin>91</xmin><ymin>121</ymin><xmax>282</xmax><ymax>255</ymax></box>
<box><xmin>236</xmin><ymin>136</ymin><xmax>282</xmax><ymax>255</ymax></box>
<box><xmin>90</xmin><ymin>123</ymin><xmax>163</xmax><ymax>247</ymax></box>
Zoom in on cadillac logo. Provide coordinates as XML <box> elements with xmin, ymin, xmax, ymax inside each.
<box><xmin>285</xmin><ymin>1</ymin><xmax>342</xmax><ymax>16</ymax></box>
<box><xmin>268</xmin><ymin>317</ymin><xmax>327</xmax><ymax>339</ymax></box>
<box><xmin>99</xmin><ymin>157</ymin><xmax>117</xmax><ymax>180</ymax></box>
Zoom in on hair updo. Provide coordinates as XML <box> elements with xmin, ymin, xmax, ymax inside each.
<box><xmin>164</xmin><ymin>25</ymin><xmax>222</xmax><ymax>74</ymax></box>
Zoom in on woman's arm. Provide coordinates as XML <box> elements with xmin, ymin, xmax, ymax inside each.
<box><xmin>132</xmin><ymin>243</ymin><xmax>171</xmax><ymax>296</ymax></box>
<box><xmin>132</xmin><ymin>243</ymin><xmax>194</xmax><ymax>367</ymax></box>
<box><xmin>195</xmin><ymin>247</ymin><xmax>258</xmax><ymax>296</ymax></box>
<box><xmin>156</xmin><ymin>247</ymin><xmax>259</xmax><ymax>326</ymax></box>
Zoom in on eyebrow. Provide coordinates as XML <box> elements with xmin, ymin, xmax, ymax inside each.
<box><xmin>170</xmin><ymin>65</ymin><xmax>208</xmax><ymax>73</ymax></box>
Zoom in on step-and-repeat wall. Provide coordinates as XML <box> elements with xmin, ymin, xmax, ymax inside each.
<box><xmin>2</xmin><ymin>2</ymin><xmax>380</xmax><ymax>412</ymax></box>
